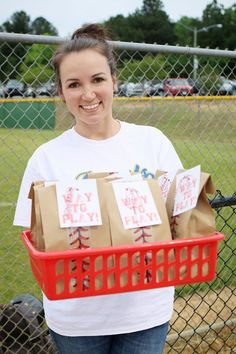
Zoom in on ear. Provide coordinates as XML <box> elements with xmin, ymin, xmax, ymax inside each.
<box><xmin>59</xmin><ymin>86</ymin><xmax>65</xmax><ymax>102</ymax></box>
<box><xmin>112</xmin><ymin>75</ymin><xmax>118</xmax><ymax>92</ymax></box>
<box><xmin>60</xmin><ymin>92</ymin><xmax>65</xmax><ymax>101</ymax></box>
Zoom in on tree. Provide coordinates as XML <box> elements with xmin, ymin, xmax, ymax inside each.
<box><xmin>106</xmin><ymin>0</ymin><xmax>175</xmax><ymax>45</ymax></box>
<box><xmin>174</xmin><ymin>17</ymin><xmax>201</xmax><ymax>46</ymax></box>
<box><xmin>30</xmin><ymin>17</ymin><xmax>58</xmax><ymax>35</ymax></box>
<box><xmin>128</xmin><ymin>12</ymin><xmax>176</xmax><ymax>45</ymax></box>
<box><xmin>133</xmin><ymin>0</ymin><xmax>175</xmax><ymax>44</ymax></box>
<box><xmin>1</xmin><ymin>11</ymin><xmax>31</xmax><ymax>34</ymax></box>
<box><xmin>202</xmin><ymin>0</ymin><xmax>224</xmax><ymax>23</ymax></box>
<box><xmin>105</xmin><ymin>15</ymin><xmax>134</xmax><ymax>41</ymax></box>
<box><xmin>200</xmin><ymin>0</ymin><xmax>224</xmax><ymax>48</ymax></box>
<box><xmin>221</xmin><ymin>4</ymin><xmax>236</xmax><ymax>50</ymax></box>
<box><xmin>140</xmin><ymin>0</ymin><xmax>164</xmax><ymax>15</ymax></box>
<box><xmin>118</xmin><ymin>54</ymin><xmax>172</xmax><ymax>82</ymax></box>
<box><xmin>0</xmin><ymin>11</ymin><xmax>58</xmax><ymax>35</ymax></box>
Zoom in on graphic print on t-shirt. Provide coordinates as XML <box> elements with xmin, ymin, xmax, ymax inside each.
<box><xmin>75</xmin><ymin>164</ymin><xmax>155</xmax><ymax>181</ymax></box>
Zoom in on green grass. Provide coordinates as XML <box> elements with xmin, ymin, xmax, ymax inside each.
<box><xmin>0</xmin><ymin>98</ymin><xmax>235</xmax><ymax>301</ymax></box>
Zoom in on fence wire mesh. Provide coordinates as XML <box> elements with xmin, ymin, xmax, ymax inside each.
<box><xmin>0</xmin><ymin>33</ymin><xmax>235</xmax><ymax>353</ymax></box>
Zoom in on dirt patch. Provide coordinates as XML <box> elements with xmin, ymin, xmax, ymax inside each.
<box><xmin>164</xmin><ymin>325</ymin><xmax>236</xmax><ymax>354</ymax></box>
<box><xmin>164</xmin><ymin>286</ymin><xmax>236</xmax><ymax>353</ymax></box>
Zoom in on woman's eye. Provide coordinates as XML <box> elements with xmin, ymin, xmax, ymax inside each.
<box><xmin>68</xmin><ymin>82</ymin><xmax>80</xmax><ymax>88</ymax></box>
<box><xmin>93</xmin><ymin>77</ymin><xmax>104</xmax><ymax>83</ymax></box>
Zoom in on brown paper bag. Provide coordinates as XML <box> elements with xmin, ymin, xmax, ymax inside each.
<box><xmin>36</xmin><ymin>179</ymin><xmax>112</xmax><ymax>292</ymax></box>
<box><xmin>28</xmin><ymin>181</ymin><xmax>45</xmax><ymax>251</ymax></box>
<box><xmin>166</xmin><ymin>171</ymin><xmax>216</xmax><ymax>239</ymax></box>
<box><xmin>104</xmin><ymin>179</ymin><xmax>173</xmax><ymax>286</ymax></box>
<box><xmin>166</xmin><ymin>170</ymin><xmax>216</xmax><ymax>278</ymax></box>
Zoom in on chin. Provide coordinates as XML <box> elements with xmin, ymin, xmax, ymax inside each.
<box><xmin>79</xmin><ymin>113</ymin><xmax>111</xmax><ymax>126</ymax></box>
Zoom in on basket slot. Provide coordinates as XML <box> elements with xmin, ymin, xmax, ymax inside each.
<box><xmin>144</xmin><ymin>250</ymin><xmax>157</xmax><ymax>285</ymax></box>
<box><xmin>179</xmin><ymin>246</ymin><xmax>188</xmax><ymax>261</ymax></box>
<box><xmin>138</xmin><ymin>251</ymin><xmax>149</xmax><ymax>285</ymax></box>
<box><xmin>119</xmin><ymin>253</ymin><xmax>128</xmax><ymax>287</ymax></box>
<box><xmin>155</xmin><ymin>249</ymin><xmax>165</xmax><ymax>283</ymax></box>
<box><xmin>131</xmin><ymin>251</ymin><xmax>144</xmax><ymax>286</ymax></box>
<box><xmin>102</xmin><ymin>254</ymin><xmax>115</xmax><ymax>290</ymax></box>
<box><xmin>202</xmin><ymin>245</ymin><xmax>210</xmax><ymax>259</ymax></box>
<box><xmin>202</xmin><ymin>262</ymin><xmax>209</xmax><ymax>277</ymax></box>
<box><xmin>115</xmin><ymin>252</ymin><xmax>133</xmax><ymax>289</ymax></box>
<box><xmin>191</xmin><ymin>245</ymin><xmax>199</xmax><ymax>260</ymax></box>
<box><xmin>168</xmin><ymin>265</ymin><xmax>176</xmax><ymax>281</ymax></box>
<box><xmin>121</xmin><ymin>252</ymin><xmax>134</xmax><ymax>288</ymax></box>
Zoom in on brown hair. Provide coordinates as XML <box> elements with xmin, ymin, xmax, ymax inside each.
<box><xmin>52</xmin><ymin>24</ymin><xmax>116</xmax><ymax>92</ymax></box>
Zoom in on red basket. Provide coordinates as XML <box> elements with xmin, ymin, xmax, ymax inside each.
<box><xmin>21</xmin><ymin>230</ymin><xmax>224</xmax><ymax>300</ymax></box>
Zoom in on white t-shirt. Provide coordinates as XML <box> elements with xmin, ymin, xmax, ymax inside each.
<box><xmin>14</xmin><ymin>121</ymin><xmax>183</xmax><ymax>336</ymax></box>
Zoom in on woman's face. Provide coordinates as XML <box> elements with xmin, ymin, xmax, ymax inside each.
<box><xmin>59</xmin><ymin>49</ymin><xmax>116</xmax><ymax>131</ymax></box>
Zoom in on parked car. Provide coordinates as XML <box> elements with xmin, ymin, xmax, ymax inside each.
<box><xmin>118</xmin><ymin>82</ymin><xmax>144</xmax><ymax>97</ymax></box>
<box><xmin>0</xmin><ymin>82</ymin><xmax>4</xmax><ymax>98</ymax></box>
<box><xmin>217</xmin><ymin>78</ymin><xmax>236</xmax><ymax>96</ymax></box>
<box><xmin>163</xmin><ymin>78</ymin><xmax>194</xmax><ymax>97</ymax></box>
<box><xmin>25</xmin><ymin>85</ymin><xmax>36</xmax><ymax>98</ymax></box>
<box><xmin>3</xmin><ymin>79</ymin><xmax>27</xmax><ymax>98</ymax></box>
<box><xmin>36</xmin><ymin>81</ymin><xmax>56</xmax><ymax>97</ymax></box>
<box><xmin>187</xmin><ymin>78</ymin><xmax>205</xmax><ymax>95</ymax></box>
<box><xmin>144</xmin><ymin>80</ymin><xmax>164</xmax><ymax>97</ymax></box>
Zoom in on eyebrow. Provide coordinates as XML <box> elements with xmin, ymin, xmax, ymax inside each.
<box><xmin>65</xmin><ymin>72</ymin><xmax>106</xmax><ymax>83</ymax></box>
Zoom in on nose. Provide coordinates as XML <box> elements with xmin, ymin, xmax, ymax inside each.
<box><xmin>81</xmin><ymin>86</ymin><xmax>96</xmax><ymax>101</ymax></box>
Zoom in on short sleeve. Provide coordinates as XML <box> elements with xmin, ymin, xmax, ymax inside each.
<box><xmin>157</xmin><ymin>132</ymin><xmax>183</xmax><ymax>172</ymax></box>
<box><xmin>13</xmin><ymin>158</ymin><xmax>42</xmax><ymax>227</ymax></box>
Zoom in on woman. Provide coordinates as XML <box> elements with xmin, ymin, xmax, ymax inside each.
<box><xmin>14</xmin><ymin>24</ymin><xmax>183</xmax><ymax>354</ymax></box>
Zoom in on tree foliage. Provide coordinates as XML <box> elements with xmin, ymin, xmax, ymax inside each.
<box><xmin>221</xmin><ymin>4</ymin><xmax>236</xmax><ymax>50</ymax></box>
<box><xmin>31</xmin><ymin>17</ymin><xmax>58</xmax><ymax>35</ymax></box>
<box><xmin>0</xmin><ymin>11</ymin><xmax>58</xmax><ymax>35</ymax></box>
<box><xmin>139</xmin><ymin>0</ymin><xmax>164</xmax><ymax>15</ymax></box>
<box><xmin>174</xmin><ymin>17</ymin><xmax>201</xmax><ymax>46</ymax></box>
<box><xmin>19</xmin><ymin>44</ymin><xmax>55</xmax><ymax>84</ymax></box>
<box><xmin>1</xmin><ymin>11</ymin><xmax>31</xmax><ymax>34</ymax></box>
<box><xmin>118</xmin><ymin>54</ymin><xmax>171</xmax><ymax>82</ymax></box>
<box><xmin>106</xmin><ymin>0</ymin><xmax>175</xmax><ymax>45</ymax></box>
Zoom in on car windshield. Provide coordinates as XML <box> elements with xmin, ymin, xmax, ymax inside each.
<box><xmin>152</xmin><ymin>80</ymin><xmax>162</xmax><ymax>86</ymax></box>
<box><xmin>6</xmin><ymin>80</ymin><xmax>23</xmax><ymax>89</ymax></box>
<box><xmin>171</xmin><ymin>79</ymin><xmax>189</xmax><ymax>86</ymax></box>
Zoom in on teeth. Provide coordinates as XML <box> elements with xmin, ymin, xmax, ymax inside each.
<box><xmin>81</xmin><ymin>103</ymin><xmax>99</xmax><ymax>110</ymax></box>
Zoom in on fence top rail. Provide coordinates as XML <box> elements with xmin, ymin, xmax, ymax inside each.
<box><xmin>210</xmin><ymin>193</ymin><xmax>236</xmax><ymax>209</ymax></box>
<box><xmin>1</xmin><ymin>31</ymin><xmax>236</xmax><ymax>58</ymax></box>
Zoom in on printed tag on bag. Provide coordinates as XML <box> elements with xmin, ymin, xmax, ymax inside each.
<box><xmin>173</xmin><ymin>165</ymin><xmax>201</xmax><ymax>216</ymax></box>
<box><xmin>112</xmin><ymin>180</ymin><xmax>162</xmax><ymax>229</ymax></box>
<box><xmin>56</xmin><ymin>179</ymin><xmax>102</xmax><ymax>227</ymax></box>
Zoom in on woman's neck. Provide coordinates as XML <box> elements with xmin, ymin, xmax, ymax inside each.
<box><xmin>74</xmin><ymin>119</ymin><xmax>120</xmax><ymax>140</ymax></box>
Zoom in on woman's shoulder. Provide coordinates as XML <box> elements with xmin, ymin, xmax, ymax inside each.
<box><xmin>122</xmin><ymin>121</ymin><xmax>167</xmax><ymax>139</ymax></box>
<box><xmin>37</xmin><ymin>129</ymin><xmax>72</xmax><ymax>149</ymax></box>
<box><xmin>30</xmin><ymin>129</ymin><xmax>73</xmax><ymax>159</ymax></box>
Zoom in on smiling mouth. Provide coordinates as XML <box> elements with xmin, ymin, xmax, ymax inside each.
<box><xmin>80</xmin><ymin>102</ymin><xmax>101</xmax><ymax>111</ymax></box>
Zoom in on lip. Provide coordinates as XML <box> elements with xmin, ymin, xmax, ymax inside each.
<box><xmin>80</xmin><ymin>102</ymin><xmax>101</xmax><ymax>112</ymax></box>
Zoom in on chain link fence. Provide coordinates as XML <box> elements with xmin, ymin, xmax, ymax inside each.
<box><xmin>0</xmin><ymin>32</ymin><xmax>235</xmax><ymax>353</ymax></box>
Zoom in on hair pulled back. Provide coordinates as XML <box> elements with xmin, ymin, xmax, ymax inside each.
<box><xmin>52</xmin><ymin>24</ymin><xmax>116</xmax><ymax>92</ymax></box>
<box><xmin>71</xmin><ymin>23</ymin><xmax>109</xmax><ymax>41</ymax></box>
